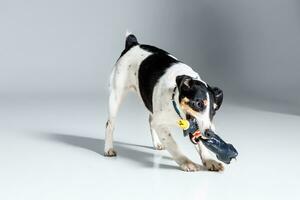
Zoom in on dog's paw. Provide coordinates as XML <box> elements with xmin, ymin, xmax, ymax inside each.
<box><xmin>153</xmin><ymin>144</ymin><xmax>165</xmax><ymax>150</ymax></box>
<box><xmin>180</xmin><ymin>160</ymin><xmax>201</xmax><ymax>172</ymax></box>
<box><xmin>203</xmin><ymin>159</ymin><xmax>224</xmax><ymax>172</ymax></box>
<box><xmin>104</xmin><ymin>148</ymin><xmax>117</xmax><ymax>157</ymax></box>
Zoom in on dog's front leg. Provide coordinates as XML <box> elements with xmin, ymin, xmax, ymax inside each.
<box><xmin>196</xmin><ymin>141</ymin><xmax>224</xmax><ymax>171</ymax></box>
<box><xmin>153</xmin><ymin>124</ymin><xmax>201</xmax><ymax>172</ymax></box>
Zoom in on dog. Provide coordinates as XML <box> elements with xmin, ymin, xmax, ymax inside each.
<box><xmin>104</xmin><ymin>32</ymin><xmax>227</xmax><ymax>172</ymax></box>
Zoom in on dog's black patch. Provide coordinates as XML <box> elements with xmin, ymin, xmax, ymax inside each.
<box><xmin>119</xmin><ymin>34</ymin><xmax>139</xmax><ymax>58</ymax></box>
<box><xmin>176</xmin><ymin>75</ymin><xmax>209</xmax><ymax>112</ymax></box>
<box><xmin>140</xmin><ymin>44</ymin><xmax>169</xmax><ymax>55</ymax></box>
<box><xmin>126</xmin><ymin>34</ymin><xmax>138</xmax><ymax>49</ymax></box>
<box><xmin>176</xmin><ymin>75</ymin><xmax>223</xmax><ymax>120</ymax></box>
<box><xmin>208</xmin><ymin>91</ymin><xmax>216</xmax><ymax>120</ymax></box>
<box><xmin>208</xmin><ymin>86</ymin><xmax>223</xmax><ymax>120</ymax></box>
<box><xmin>139</xmin><ymin>49</ymin><xmax>178</xmax><ymax>112</ymax></box>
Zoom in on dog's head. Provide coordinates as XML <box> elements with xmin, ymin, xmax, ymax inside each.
<box><xmin>176</xmin><ymin>75</ymin><xmax>237</xmax><ymax>164</ymax></box>
<box><xmin>175</xmin><ymin>75</ymin><xmax>223</xmax><ymax>132</ymax></box>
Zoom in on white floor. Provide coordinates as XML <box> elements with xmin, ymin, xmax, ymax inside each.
<box><xmin>0</xmin><ymin>95</ymin><xmax>299</xmax><ymax>200</ymax></box>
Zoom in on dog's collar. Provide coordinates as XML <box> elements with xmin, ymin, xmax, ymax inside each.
<box><xmin>171</xmin><ymin>87</ymin><xmax>183</xmax><ymax>119</ymax></box>
<box><xmin>171</xmin><ymin>87</ymin><xmax>189</xmax><ymax>129</ymax></box>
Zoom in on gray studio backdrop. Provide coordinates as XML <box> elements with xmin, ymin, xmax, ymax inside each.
<box><xmin>1</xmin><ymin>0</ymin><xmax>300</xmax><ymax>115</ymax></box>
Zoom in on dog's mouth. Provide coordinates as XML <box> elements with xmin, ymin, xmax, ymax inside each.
<box><xmin>185</xmin><ymin>115</ymin><xmax>238</xmax><ymax>164</ymax></box>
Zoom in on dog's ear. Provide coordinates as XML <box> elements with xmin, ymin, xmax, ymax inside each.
<box><xmin>209</xmin><ymin>86</ymin><xmax>223</xmax><ymax>111</ymax></box>
<box><xmin>176</xmin><ymin>75</ymin><xmax>193</xmax><ymax>91</ymax></box>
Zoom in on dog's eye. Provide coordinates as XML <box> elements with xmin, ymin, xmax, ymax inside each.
<box><xmin>196</xmin><ymin>99</ymin><xmax>206</xmax><ymax>111</ymax></box>
<box><xmin>197</xmin><ymin>100</ymin><xmax>204</xmax><ymax>109</ymax></box>
<box><xmin>189</xmin><ymin>99</ymin><xmax>206</xmax><ymax>111</ymax></box>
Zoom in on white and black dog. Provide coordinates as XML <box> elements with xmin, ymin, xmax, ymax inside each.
<box><xmin>105</xmin><ymin>33</ymin><xmax>232</xmax><ymax>172</ymax></box>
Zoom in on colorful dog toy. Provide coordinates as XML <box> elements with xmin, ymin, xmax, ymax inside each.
<box><xmin>180</xmin><ymin>117</ymin><xmax>238</xmax><ymax>164</ymax></box>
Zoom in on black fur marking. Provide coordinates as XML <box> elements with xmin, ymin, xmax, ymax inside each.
<box><xmin>140</xmin><ymin>44</ymin><xmax>170</xmax><ymax>55</ymax></box>
<box><xmin>126</xmin><ymin>34</ymin><xmax>138</xmax><ymax>49</ymax></box>
<box><xmin>208</xmin><ymin>86</ymin><xmax>223</xmax><ymax>120</ymax></box>
<box><xmin>176</xmin><ymin>76</ymin><xmax>208</xmax><ymax>112</ymax></box>
<box><xmin>119</xmin><ymin>34</ymin><xmax>139</xmax><ymax>58</ymax></box>
<box><xmin>176</xmin><ymin>76</ymin><xmax>223</xmax><ymax>120</ymax></box>
<box><xmin>139</xmin><ymin>50</ymin><xmax>178</xmax><ymax>112</ymax></box>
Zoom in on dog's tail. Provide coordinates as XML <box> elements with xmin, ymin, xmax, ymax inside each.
<box><xmin>125</xmin><ymin>30</ymin><xmax>138</xmax><ymax>49</ymax></box>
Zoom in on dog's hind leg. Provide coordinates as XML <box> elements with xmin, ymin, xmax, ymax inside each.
<box><xmin>104</xmin><ymin>65</ymin><xmax>129</xmax><ymax>157</ymax></box>
<box><xmin>148</xmin><ymin>114</ymin><xmax>165</xmax><ymax>150</ymax></box>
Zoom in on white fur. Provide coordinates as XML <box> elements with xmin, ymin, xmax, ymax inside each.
<box><xmin>105</xmin><ymin>43</ymin><xmax>223</xmax><ymax>171</ymax></box>
<box><xmin>104</xmin><ymin>46</ymin><xmax>151</xmax><ymax>154</ymax></box>
<box><xmin>195</xmin><ymin>92</ymin><xmax>212</xmax><ymax>133</ymax></box>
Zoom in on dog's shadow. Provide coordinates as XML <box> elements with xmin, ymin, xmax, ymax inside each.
<box><xmin>43</xmin><ymin>132</ymin><xmax>180</xmax><ymax>170</ymax></box>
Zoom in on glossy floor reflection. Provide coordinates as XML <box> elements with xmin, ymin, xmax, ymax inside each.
<box><xmin>0</xmin><ymin>96</ymin><xmax>299</xmax><ymax>200</ymax></box>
